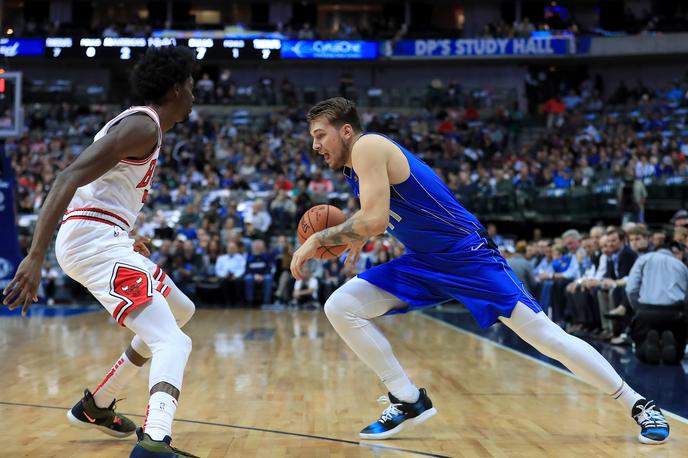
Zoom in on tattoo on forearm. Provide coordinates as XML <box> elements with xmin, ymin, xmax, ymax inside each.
<box><xmin>314</xmin><ymin>217</ymin><xmax>369</xmax><ymax>246</ymax></box>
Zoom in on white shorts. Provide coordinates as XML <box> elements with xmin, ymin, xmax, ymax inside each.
<box><xmin>55</xmin><ymin>218</ymin><xmax>171</xmax><ymax>326</ymax></box>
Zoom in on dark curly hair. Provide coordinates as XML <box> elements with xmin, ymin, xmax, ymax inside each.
<box><xmin>131</xmin><ymin>46</ymin><xmax>195</xmax><ymax>104</ymax></box>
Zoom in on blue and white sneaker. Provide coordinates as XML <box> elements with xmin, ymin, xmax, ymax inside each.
<box><xmin>632</xmin><ymin>399</ymin><xmax>670</xmax><ymax>444</ymax></box>
<box><xmin>359</xmin><ymin>388</ymin><xmax>437</xmax><ymax>440</ymax></box>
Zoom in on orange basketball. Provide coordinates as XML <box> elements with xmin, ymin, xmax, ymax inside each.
<box><xmin>297</xmin><ymin>204</ymin><xmax>348</xmax><ymax>259</ymax></box>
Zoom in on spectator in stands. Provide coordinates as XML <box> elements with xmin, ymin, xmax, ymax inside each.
<box><xmin>215</xmin><ymin>241</ymin><xmax>246</xmax><ymax>306</ymax></box>
<box><xmin>244</xmin><ymin>240</ymin><xmax>273</xmax><ymax>306</ymax></box>
<box><xmin>171</xmin><ymin>240</ymin><xmax>204</xmax><ymax>297</ymax></box>
<box><xmin>565</xmin><ymin>235</ymin><xmax>600</xmax><ymax>333</ymax></box>
<box><xmin>673</xmin><ymin>226</ymin><xmax>688</xmax><ymax>246</ymax></box>
<box><xmin>628</xmin><ymin>225</ymin><xmax>651</xmax><ymax>255</ymax></box>
<box><xmin>247</xmin><ymin>199</ymin><xmax>272</xmax><ymax>237</ymax></box>
<box><xmin>274</xmin><ymin>242</ymin><xmax>295</xmax><ymax>305</ymax></box>
<box><xmin>651</xmin><ymin>230</ymin><xmax>667</xmax><ymax>251</ymax></box>
<box><xmin>626</xmin><ymin>241</ymin><xmax>688</xmax><ymax>364</ymax></box>
<box><xmin>321</xmin><ymin>260</ymin><xmax>344</xmax><ymax>299</ymax></box>
<box><xmin>216</xmin><ymin>69</ymin><xmax>236</xmax><ymax>104</ymax></box>
<box><xmin>270</xmin><ymin>189</ymin><xmax>297</xmax><ymax>231</ymax></box>
<box><xmin>596</xmin><ymin>228</ymin><xmax>638</xmax><ymax>339</ymax></box>
<box><xmin>291</xmin><ymin>264</ymin><xmax>319</xmax><ymax>309</ymax></box>
<box><xmin>672</xmin><ymin>209</ymin><xmax>688</xmax><ymax>230</ymax></box>
<box><xmin>196</xmin><ymin>73</ymin><xmax>216</xmax><ymax>104</ymax></box>
<box><xmin>308</xmin><ymin>170</ymin><xmax>334</xmax><ymax>203</ymax></box>
<box><xmin>297</xmin><ymin>22</ymin><xmax>316</xmax><ymax>40</ymax></box>
<box><xmin>506</xmin><ymin>240</ymin><xmax>536</xmax><ymax>294</ymax></box>
<box><xmin>280</xmin><ymin>78</ymin><xmax>298</xmax><ymax>105</ymax></box>
<box><xmin>543</xmin><ymin>96</ymin><xmax>566</xmax><ymax>129</ymax></box>
<box><xmin>486</xmin><ymin>223</ymin><xmax>504</xmax><ymax>247</ymax></box>
<box><xmin>258</xmin><ymin>75</ymin><xmax>276</xmax><ymax>105</ymax></box>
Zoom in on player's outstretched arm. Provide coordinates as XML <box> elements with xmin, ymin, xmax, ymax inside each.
<box><xmin>2</xmin><ymin>116</ymin><xmax>158</xmax><ymax>314</ymax></box>
<box><xmin>291</xmin><ymin>137</ymin><xmax>391</xmax><ymax>279</ymax></box>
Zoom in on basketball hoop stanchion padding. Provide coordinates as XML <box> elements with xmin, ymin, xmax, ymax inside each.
<box><xmin>0</xmin><ymin>141</ymin><xmax>22</xmax><ymax>296</ymax></box>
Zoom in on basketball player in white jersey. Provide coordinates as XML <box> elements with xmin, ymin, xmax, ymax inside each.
<box><xmin>3</xmin><ymin>46</ymin><xmax>199</xmax><ymax>457</ymax></box>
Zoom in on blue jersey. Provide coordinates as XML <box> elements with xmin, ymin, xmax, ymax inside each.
<box><xmin>343</xmin><ymin>132</ymin><xmax>542</xmax><ymax>329</ymax></box>
<box><xmin>343</xmin><ymin>133</ymin><xmax>483</xmax><ymax>253</ymax></box>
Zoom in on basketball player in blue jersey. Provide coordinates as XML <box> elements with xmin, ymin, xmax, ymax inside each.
<box><xmin>291</xmin><ymin>98</ymin><xmax>669</xmax><ymax>444</ymax></box>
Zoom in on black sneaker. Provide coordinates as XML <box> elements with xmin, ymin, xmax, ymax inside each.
<box><xmin>359</xmin><ymin>388</ymin><xmax>437</xmax><ymax>440</ymax></box>
<box><xmin>643</xmin><ymin>330</ymin><xmax>661</xmax><ymax>364</ymax></box>
<box><xmin>130</xmin><ymin>427</ymin><xmax>200</xmax><ymax>458</ymax></box>
<box><xmin>632</xmin><ymin>399</ymin><xmax>670</xmax><ymax>444</ymax></box>
<box><xmin>66</xmin><ymin>389</ymin><xmax>136</xmax><ymax>438</ymax></box>
<box><xmin>660</xmin><ymin>330</ymin><xmax>677</xmax><ymax>364</ymax></box>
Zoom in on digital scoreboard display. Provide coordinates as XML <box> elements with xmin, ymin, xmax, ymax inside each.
<box><xmin>43</xmin><ymin>37</ymin><xmax>281</xmax><ymax>61</ymax></box>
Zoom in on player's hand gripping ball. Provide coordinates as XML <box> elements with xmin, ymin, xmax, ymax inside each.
<box><xmin>297</xmin><ymin>204</ymin><xmax>347</xmax><ymax>259</ymax></box>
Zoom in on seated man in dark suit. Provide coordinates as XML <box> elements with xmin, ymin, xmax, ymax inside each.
<box><xmin>596</xmin><ymin>227</ymin><xmax>637</xmax><ymax>340</ymax></box>
<box><xmin>626</xmin><ymin>241</ymin><xmax>688</xmax><ymax>364</ymax></box>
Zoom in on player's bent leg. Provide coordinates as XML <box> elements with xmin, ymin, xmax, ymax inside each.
<box><xmin>124</xmin><ymin>293</ymin><xmax>198</xmax><ymax>457</ymax></box>
<box><xmin>324</xmin><ymin>277</ymin><xmax>437</xmax><ymax>439</ymax></box>
<box><xmin>74</xmin><ymin>277</ymin><xmax>197</xmax><ymax>434</ymax></box>
<box><xmin>499</xmin><ymin>301</ymin><xmax>669</xmax><ymax>444</ymax></box>
<box><xmin>130</xmin><ymin>274</ymin><xmax>196</xmax><ymax>360</ymax></box>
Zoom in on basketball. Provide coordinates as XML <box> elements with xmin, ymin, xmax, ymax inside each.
<box><xmin>297</xmin><ymin>204</ymin><xmax>347</xmax><ymax>259</ymax></box>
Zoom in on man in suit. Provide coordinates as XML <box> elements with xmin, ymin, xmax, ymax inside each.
<box><xmin>597</xmin><ymin>227</ymin><xmax>637</xmax><ymax>340</ymax></box>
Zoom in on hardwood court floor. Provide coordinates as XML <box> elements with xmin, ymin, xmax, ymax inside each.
<box><xmin>1</xmin><ymin>308</ymin><xmax>686</xmax><ymax>457</ymax></box>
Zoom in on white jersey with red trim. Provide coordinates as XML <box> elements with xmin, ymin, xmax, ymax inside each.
<box><xmin>65</xmin><ymin>106</ymin><xmax>162</xmax><ymax>231</ymax></box>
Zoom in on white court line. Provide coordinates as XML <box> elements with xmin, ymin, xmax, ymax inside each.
<box><xmin>420</xmin><ymin>312</ymin><xmax>688</xmax><ymax>425</ymax></box>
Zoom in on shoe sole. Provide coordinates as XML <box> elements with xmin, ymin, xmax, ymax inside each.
<box><xmin>359</xmin><ymin>407</ymin><xmax>437</xmax><ymax>440</ymax></box>
<box><xmin>638</xmin><ymin>433</ymin><xmax>669</xmax><ymax>445</ymax></box>
<box><xmin>66</xmin><ymin>410</ymin><xmax>134</xmax><ymax>438</ymax></box>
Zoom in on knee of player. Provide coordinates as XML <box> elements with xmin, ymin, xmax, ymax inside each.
<box><xmin>178</xmin><ymin>331</ymin><xmax>193</xmax><ymax>357</ymax></box>
<box><xmin>324</xmin><ymin>293</ymin><xmax>350</xmax><ymax>322</ymax></box>
<box><xmin>163</xmin><ymin>328</ymin><xmax>192</xmax><ymax>357</ymax></box>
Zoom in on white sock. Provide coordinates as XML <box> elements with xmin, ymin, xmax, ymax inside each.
<box><xmin>143</xmin><ymin>391</ymin><xmax>177</xmax><ymax>441</ymax></box>
<box><xmin>611</xmin><ymin>381</ymin><xmax>644</xmax><ymax>412</ymax></box>
<box><xmin>389</xmin><ymin>381</ymin><xmax>420</xmax><ymax>404</ymax></box>
<box><xmin>93</xmin><ymin>352</ymin><xmax>141</xmax><ymax>408</ymax></box>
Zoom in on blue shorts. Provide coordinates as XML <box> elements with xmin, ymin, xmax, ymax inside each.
<box><xmin>358</xmin><ymin>231</ymin><xmax>542</xmax><ymax>329</ymax></box>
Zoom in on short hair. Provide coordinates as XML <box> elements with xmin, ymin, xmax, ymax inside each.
<box><xmin>515</xmin><ymin>240</ymin><xmax>528</xmax><ymax>255</ymax></box>
<box><xmin>627</xmin><ymin>225</ymin><xmax>650</xmax><ymax>238</ymax></box>
<box><xmin>606</xmin><ymin>226</ymin><xmax>626</xmax><ymax>241</ymax></box>
<box><xmin>307</xmin><ymin>97</ymin><xmax>363</xmax><ymax>132</ymax></box>
<box><xmin>561</xmin><ymin>229</ymin><xmax>582</xmax><ymax>240</ymax></box>
<box><xmin>131</xmin><ymin>46</ymin><xmax>195</xmax><ymax>104</ymax></box>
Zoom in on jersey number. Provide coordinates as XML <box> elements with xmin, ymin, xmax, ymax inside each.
<box><xmin>137</xmin><ymin>159</ymin><xmax>157</xmax><ymax>203</ymax></box>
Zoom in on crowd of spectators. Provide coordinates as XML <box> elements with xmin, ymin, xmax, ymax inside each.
<box><xmin>8</xmin><ymin>71</ymin><xmax>688</xmax><ymax>364</ymax></box>
<box><xmin>503</xmin><ymin>212</ymin><xmax>688</xmax><ymax>365</ymax></box>
<box><xmin>11</xmin><ymin>3</ymin><xmax>688</xmax><ymax>41</ymax></box>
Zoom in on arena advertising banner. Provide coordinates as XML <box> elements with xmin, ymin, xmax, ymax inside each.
<box><xmin>0</xmin><ymin>144</ymin><xmax>22</xmax><ymax>293</ymax></box>
<box><xmin>281</xmin><ymin>40</ymin><xmax>378</xmax><ymax>59</ymax></box>
<box><xmin>0</xmin><ymin>38</ymin><xmax>44</xmax><ymax>57</ymax></box>
<box><xmin>387</xmin><ymin>37</ymin><xmax>576</xmax><ymax>58</ymax></box>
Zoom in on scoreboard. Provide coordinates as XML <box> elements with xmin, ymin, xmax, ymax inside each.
<box><xmin>0</xmin><ymin>37</ymin><xmax>378</xmax><ymax>61</ymax></box>
<box><xmin>43</xmin><ymin>37</ymin><xmax>282</xmax><ymax>61</ymax></box>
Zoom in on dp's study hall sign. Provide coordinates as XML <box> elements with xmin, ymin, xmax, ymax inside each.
<box><xmin>389</xmin><ymin>37</ymin><xmax>575</xmax><ymax>58</ymax></box>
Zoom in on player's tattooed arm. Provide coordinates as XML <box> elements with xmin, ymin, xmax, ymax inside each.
<box><xmin>312</xmin><ymin>213</ymin><xmax>379</xmax><ymax>246</ymax></box>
